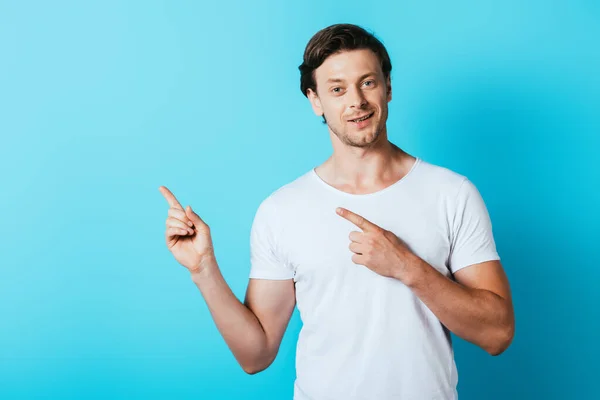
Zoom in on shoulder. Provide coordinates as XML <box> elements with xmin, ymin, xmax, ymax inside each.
<box><xmin>254</xmin><ymin>169</ymin><xmax>316</xmax><ymax>218</ymax></box>
<box><xmin>414</xmin><ymin>158</ymin><xmax>469</xmax><ymax>198</ymax></box>
<box><xmin>417</xmin><ymin>159</ymin><xmax>492</xmax><ymax>223</ymax></box>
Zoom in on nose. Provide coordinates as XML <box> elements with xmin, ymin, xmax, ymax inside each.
<box><xmin>348</xmin><ymin>86</ymin><xmax>367</xmax><ymax>109</ymax></box>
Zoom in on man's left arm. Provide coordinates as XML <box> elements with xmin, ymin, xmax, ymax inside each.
<box><xmin>400</xmin><ymin>258</ymin><xmax>515</xmax><ymax>356</ymax></box>
<box><xmin>336</xmin><ymin>207</ymin><xmax>515</xmax><ymax>356</ymax></box>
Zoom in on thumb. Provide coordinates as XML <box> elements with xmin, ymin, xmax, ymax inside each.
<box><xmin>186</xmin><ymin>205</ymin><xmax>207</xmax><ymax>227</ymax></box>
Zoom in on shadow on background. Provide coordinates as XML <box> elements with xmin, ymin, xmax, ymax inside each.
<box><xmin>416</xmin><ymin>68</ymin><xmax>598</xmax><ymax>399</ymax></box>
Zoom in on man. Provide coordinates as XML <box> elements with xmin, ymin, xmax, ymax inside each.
<box><xmin>159</xmin><ymin>23</ymin><xmax>514</xmax><ymax>400</ymax></box>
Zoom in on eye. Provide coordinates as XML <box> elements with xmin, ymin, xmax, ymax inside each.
<box><xmin>331</xmin><ymin>87</ymin><xmax>342</xmax><ymax>93</ymax></box>
<box><xmin>363</xmin><ymin>80</ymin><xmax>375</xmax><ymax>87</ymax></box>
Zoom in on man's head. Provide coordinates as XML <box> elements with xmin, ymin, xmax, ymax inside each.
<box><xmin>299</xmin><ymin>24</ymin><xmax>392</xmax><ymax>148</ymax></box>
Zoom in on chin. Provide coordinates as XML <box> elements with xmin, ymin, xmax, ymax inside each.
<box><xmin>345</xmin><ymin>131</ymin><xmax>380</xmax><ymax>148</ymax></box>
<box><xmin>330</xmin><ymin>121</ymin><xmax>382</xmax><ymax>148</ymax></box>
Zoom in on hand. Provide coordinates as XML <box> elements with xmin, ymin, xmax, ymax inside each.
<box><xmin>159</xmin><ymin>186</ymin><xmax>215</xmax><ymax>273</ymax></box>
<box><xmin>336</xmin><ymin>207</ymin><xmax>417</xmax><ymax>282</ymax></box>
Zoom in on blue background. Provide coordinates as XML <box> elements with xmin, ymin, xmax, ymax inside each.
<box><xmin>1</xmin><ymin>0</ymin><xmax>598</xmax><ymax>398</ymax></box>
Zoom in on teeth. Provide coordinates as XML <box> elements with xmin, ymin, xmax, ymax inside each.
<box><xmin>353</xmin><ymin>113</ymin><xmax>371</xmax><ymax>122</ymax></box>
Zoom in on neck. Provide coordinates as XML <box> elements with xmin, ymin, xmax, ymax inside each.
<box><xmin>317</xmin><ymin>130</ymin><xmax>415</xmax><ymax>192</ymax></box>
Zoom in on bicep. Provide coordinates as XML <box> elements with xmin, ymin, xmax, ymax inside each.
<box><xmin>453</xmin><ymin>260</ymin><xmax>512</xmax><ymax>303</ymax></box>
<box><xmin>453</xmin><ymin>260</ymin><xmax>516</xmax><ymax>351</ymax></box>
<box><xmin>243</xmin><ymin>278</ymin><xmax>296</xmax><ymax>356</ymax></box>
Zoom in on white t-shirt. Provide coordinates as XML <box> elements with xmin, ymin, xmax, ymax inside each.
<box><xmin>249</xmin><ymin>157</ymin><xmax>500</xmax><ymax>400</ymax></box>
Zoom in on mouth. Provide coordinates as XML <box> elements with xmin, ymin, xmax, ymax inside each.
<box><xmin>348</xmin><ymin>112</ymin><xmax>375</xmax><ymax>128</ymax></box>
<box><xmin>348</xmin><ymin>112</ymin><xmax>374</xmax><ymax>123</ymax></box>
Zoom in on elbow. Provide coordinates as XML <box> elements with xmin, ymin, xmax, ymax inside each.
<box><xmin>486</xmin><ymin>321</ymin><xmax>515</xmax><ymax>356</ymax></box>
<box><xmin>242</xmin><ymin>365</ymin><xmax>263</xmax><ymax>375</ymax></box>
<box><xmin>242</xmin><ymin>362</ymin><xmax>273</xmax><ymax>375</ymax></box>
<box><xmin>487</xmin><ymin>345</ymin><xmax>508</xmax><ymax>357</ymax></box>
<box><xmin>240</xmin><ymin>354</ymin><xmax>275</xmax><ymax>375</ymax></box>
<box><xmin>237</xmin><ymin>332</ymin><xmax>279</xmax><ymax>374</ymax></box>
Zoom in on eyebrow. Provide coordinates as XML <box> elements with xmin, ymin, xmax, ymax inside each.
<box><xmin>326</xmin><ymin>73</ymin><xmax>376</xmax><ymax>84</ymax></box>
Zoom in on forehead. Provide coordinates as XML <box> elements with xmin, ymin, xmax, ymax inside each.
<box><xmin>314</xmin><ymin>49</ymin><xmax>382</xmax><ymax>82</ymax></box>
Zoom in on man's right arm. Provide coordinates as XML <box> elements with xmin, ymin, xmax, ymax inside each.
<box><xmin>190</xmin><ymin>255</ymin><xmax>296</xmax><ymax>374</ymax></box>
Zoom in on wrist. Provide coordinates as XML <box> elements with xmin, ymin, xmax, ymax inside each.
<box><xmin>189</xmin><ymin>253</ymin><xmax>218</xmax><ymax>281</ymax></box>
<box><xmin>397</xmin><ymin>254</ymin><xmax>427</xmax><ymax>288</ymax></box>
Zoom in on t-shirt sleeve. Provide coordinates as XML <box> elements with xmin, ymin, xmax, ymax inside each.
<box><xmin>448</xmin><ymin>178</ymin><xmax>500</xmax><ymax>274</ymax></box>
<box><xmin>248</xmin><ymin>196</ymin><xmax>295</xmax><ymax>280</ymax></box>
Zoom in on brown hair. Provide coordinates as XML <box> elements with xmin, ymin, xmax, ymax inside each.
<box><xmin>298</xmin><ymin>24</ymin><xmax>392</xmax><ymax>98</ymax></box>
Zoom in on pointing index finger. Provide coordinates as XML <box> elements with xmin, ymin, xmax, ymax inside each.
<box><xmin>336</xmin><ymin>207</ymin><xmax>379</xmax><ymax>232</ymax></box>
<box><xmin>159</xmin><ymin>186</ymin><xmax>184</xmax><ymax>210</ymax></box>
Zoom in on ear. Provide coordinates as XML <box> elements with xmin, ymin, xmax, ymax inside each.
<box><xmin>307</xmin><ymin>88</ymin><xmax>324</xmax><ymax>118</ymax></box>
<box><xmin>386</xmin><ymin>76</ymin><xmax>392</xmax><ymax>102</ymax></box>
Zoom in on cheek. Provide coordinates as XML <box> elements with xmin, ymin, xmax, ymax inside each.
<box><xmin>320</xmin><ymin>100</ymin><xmax>335</xmax><ymax>114</ymax></box>
<box><xmin>325</xmin><ymin>102</ymin><xmax>346</xmax><ymax>122</ymax></box>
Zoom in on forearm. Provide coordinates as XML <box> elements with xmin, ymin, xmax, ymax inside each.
<box><xmin>401</xmin><ymin>258</ymin><xmax>514</xmax><ymax>355</ymax></box>
<box><xmin>190</xmin><ymin>256</ymin><xmax>270</xmax><ymax>372</ymax></box>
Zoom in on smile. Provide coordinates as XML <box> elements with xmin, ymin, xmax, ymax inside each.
<box><xmin>348</xmin><ymin>112</ymin><xmax>374</xmax><ymax>123</ymax></box>
<box><xmin>348</xmin><ymin>112</ymin><xmax>374</xmax><ymax>122</ymax></box>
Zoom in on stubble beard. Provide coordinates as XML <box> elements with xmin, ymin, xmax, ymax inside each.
<box><xmin>329</xmin><ymin>116</ymin><xmax>383</xmax><ymax>148</ymax></box>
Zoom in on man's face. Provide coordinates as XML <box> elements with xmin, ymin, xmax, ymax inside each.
<box><xmin>307</xmin><ymin>49</ymin><xmax>391</xmax><ymax>148</ymax></box>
